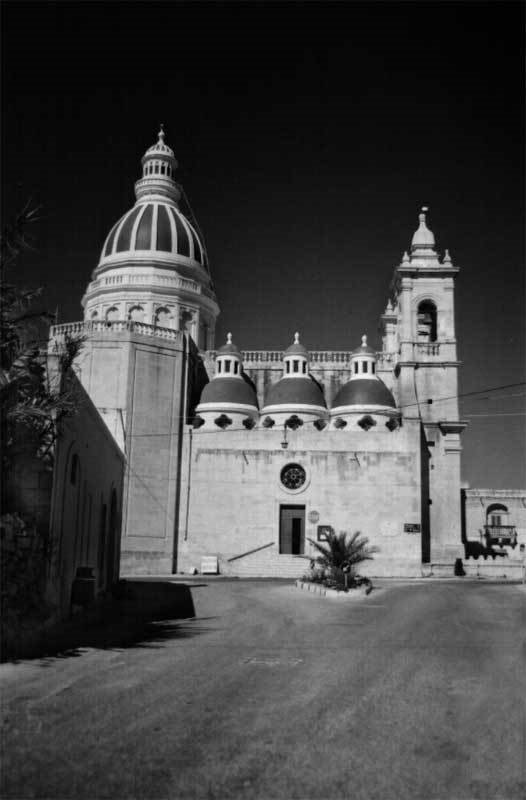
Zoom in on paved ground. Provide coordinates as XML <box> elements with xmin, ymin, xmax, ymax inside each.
<box><xmin>1</xmin><ymin>579</ymin><xmax>525</xmax><ymax>800</ymax></box>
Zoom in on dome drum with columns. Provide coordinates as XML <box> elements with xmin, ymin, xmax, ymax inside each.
<box><xmin>81</xmin><ymin>127</ymin><xmax>219</xmax><ymax>350</ymax></box>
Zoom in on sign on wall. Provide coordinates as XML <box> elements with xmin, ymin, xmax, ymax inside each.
<box><xmin>317</xmin><ymin>525</ymin><xmax>334</xmax><ymax>541</ymax></box>
<box><xmin>404</xmin><ymin>523</ymin><xmax>421</xmax><ymax>533</ymax></box>
<box><xmin>308</xmin><ymin>510</ymin><xmax>320</xmax><ymax>524</ymax></box>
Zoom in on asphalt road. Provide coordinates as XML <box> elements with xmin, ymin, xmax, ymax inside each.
<box><xmin>1</xmin><ymin>580</ymin><xmax>525</xmax><ymax>800</ymax></box>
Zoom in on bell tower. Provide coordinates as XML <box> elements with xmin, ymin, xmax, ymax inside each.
<box><xmin>383</xmin><ymin>208</ymin><xmax>466</xmax><ymax>563</ymax></box>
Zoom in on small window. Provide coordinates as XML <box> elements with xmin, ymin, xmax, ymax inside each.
<box><xmin>217</xmin><ymin>361</ymin><xmax>222</xmax><ymax>374</ymax></box>
<box><xmin>224</xmin><ymin>360</ymin><xmax>231</xmax><ymax>373</ymax></box>
<box><xmin>363</xmin><ymin>361</ymin><xmax>368</xmax><ymax>373</ymax></box>
<box><xmin>293</xmin><ymin>360</ymin><xmax>299</xmax><ymax>373</ymax></box>
<box><xmin>286</xmin><ymin>362</ymin><xmax>290</xmax><ymax>374</ymax></box>
<box><xmin>302</xmin><ymin>362</ymin><xmax>307</xmax><ymax>374</ymax></box>
<box><xmin>372</xmin><ymin>363</ymin><xmax>375</xmax><ymax>374</ymax></box>
<box><xmin>155</xmin><ymin>163</ymin><xmax>159</xmax><ymax>174</ymax></box>
<box><xmin>354</xmin><ymin>362</ymin><xmax>358</xmax><ymax>374</ymax></box>
<box><xmin>234</xmin><ymin>362</ymin><xmax>239</xmax><ymax>374</ymax></box>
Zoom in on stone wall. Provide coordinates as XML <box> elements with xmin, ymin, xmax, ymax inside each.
<box><xmin>178</xmin><ymin>421</ymin><xmax>425</xmax><ymax>578</ymax></box>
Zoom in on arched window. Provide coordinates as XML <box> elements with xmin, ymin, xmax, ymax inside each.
<box><xmin>486</xmin><ymin>503</ymin><xmax>508</xmax><ymax>527</ymax></box>
<box><xmin>154</xmin><ymin>307</ymin><xmax>172</xmax><ymax>327</ymax></box>
<box><xmin>417</xmin><ymin>301</ymin><xmax>437</xmax><ymax>342</ymax></box>
<box><xmin>128</xmin><ymin>305</ymin><xmax>145</xmax><ymax>322</ymax></box>
<box><xmin>105</xmin><ymin>306</ymin><xmax>119</xmax><ymax>321</ymax></box>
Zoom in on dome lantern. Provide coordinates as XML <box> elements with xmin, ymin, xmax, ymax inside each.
<box><xmin>283</xmin><ymin>332</ymin><xmax>309</xmax><ymax>377</ymax></box>
<box><xmin>351</xmin><ymin>334</ymin><xmax>377</xmax><ymax>378</ymax></box>
<box><xmin>215</xmin><ymin>333</ymin><xmax>243</xmax><ymax>378</ymax></box>
<box><xmin>135</xmin><ymin>124</ymin><xmax>181</xmax><ymax>202</ymax></box>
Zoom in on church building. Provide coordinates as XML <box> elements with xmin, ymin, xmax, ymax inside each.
<box><xmin>51</xmin><ymin>128</ymin><xmax>472</xmax><ymax>578</ymax></box>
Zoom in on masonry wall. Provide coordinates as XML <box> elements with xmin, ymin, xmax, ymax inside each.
<box><xmin>178</xmin><ymin>420</ymin><xmax>424</xmax><ymax>578</ymax></box>
<box><xmin>49</xmin><ymin>375</ymin><xmax>125</xmax><ymax>617</ymax></box>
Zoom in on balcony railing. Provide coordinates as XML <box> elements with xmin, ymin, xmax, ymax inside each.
<box><xmin>483</xmin><ymin>525</ymin><xmax>518</xmax><ymax>547</ymax></box>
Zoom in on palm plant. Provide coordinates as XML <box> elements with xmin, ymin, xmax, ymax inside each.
<box><xmin>307</xmin><ymin>530</ymin><xmax>379</xmax><ymax>587</ymax></box>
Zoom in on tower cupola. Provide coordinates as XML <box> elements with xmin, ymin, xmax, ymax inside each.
<box><xmin>411</xmin><ymin>207</ymin><xmax>436</xmax><ymax>254</ymax></box>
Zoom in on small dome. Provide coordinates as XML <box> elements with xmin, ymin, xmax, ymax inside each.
<box><xmin>217</xmin><ymin>332</ymin><xmax>241</xmax><ymax>357</ymax></box>
<box><xmin>198</xmin><ymin>377</ymin><xmax>258</xmax><ymax>408</ymax></box>
<box><xmin>332</xmin><ymin>379</ymin><xmax>396</xmax><ymax>409</ymax></box>
<box><xmin>352</xmin><ymin>334</ymin><xmax>376</xmax><ymax>356</ymax></box>
<box><xmin>284</xmin><ymin>332</ymin><xmax>308</xmax><ymax>357</ymax></box>
<box><xmin>99</xmin><ymin>201</ymin><xmax>208</xmax><ymax>270</ymax></box>
<box><xmin>264</xmin><ymin>376</ymin><xmax>326</xmax><ymax>409</ymax></box>
<box><xmin>411</xmin><ymin>207</ymin><xmax>435</xmax><ymax>250</ymax></box>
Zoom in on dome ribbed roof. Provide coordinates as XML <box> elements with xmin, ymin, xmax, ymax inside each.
<box><xmin>199</xmin><ymin>377</ymin><xmax>258</xmax><ymax>408</ymax></box>
<box><xmin>264</xmin><ymin>377</ymin><xmax>326</xmax><ymax>409</ymax></box>
<box><xmin>99</xmin><ymin>201</ymin><xmax>207</xmax><ymax>269</ymax></box>
<box><xmin>332</xmin><ymin>379</ymin><xmax>396</xmax><ymax>409</ymax></box>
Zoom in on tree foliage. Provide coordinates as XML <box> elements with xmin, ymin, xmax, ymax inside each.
<box><xmin>1</xmin><ymin>202</ymin><xmax>84</xmax><ymax>476</ymax></box>
<box><xmin>308</xmin><ymin>530</ymin><xmax>379</xmax><ymax>575</ymax></box>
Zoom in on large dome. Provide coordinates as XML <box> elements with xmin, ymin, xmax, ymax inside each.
<box><xmin>98</xmin><ymin>201</ymin><xmax>208</xmax><ymax>271</ymax></box>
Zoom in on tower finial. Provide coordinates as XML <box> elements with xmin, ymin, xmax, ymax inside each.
<box><xmin>361</xmin><ymin>334</ymin><xmax>367</xmax><ymax>346</ymax></box>
<box><xmin>227</xmin><ymin>332</ymin><xmax>232</xmax><ymax>344</ymax></box>
<box><xmin>294</xmin><ymin>331</ymin><xmax>300</xmax><ymax>344</ymax></box>
<box><xmin>158</xmin><ymin>124</ymin><xmax>165</xmax><ymax>143</ymax></box>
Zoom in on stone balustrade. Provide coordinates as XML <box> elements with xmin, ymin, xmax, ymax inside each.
<box><xmin>206</xmin><ymin>350</ymin><xmax>394</xmax><ymax>369</ymax></box>
<box><xmin>50</xmin><ymin>320</ymin><xmax>181</xmax><ymax>342</ymax></box>
<box><xmin>85</xmin><ymin>273</ymin><xmax>203</xmax><ymax>295</ymax></box>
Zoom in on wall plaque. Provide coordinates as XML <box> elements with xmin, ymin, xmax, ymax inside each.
<box><xmin>308</xmin><ymin>510</ymin><xmax>320</xmax><ymax>524</ymax></box>
<box><xmin>404</xmin><ymin>523</ymin><xmax>421</xmax><ymax>533</ymax></box>
<box><xmin>317</xmin><ymin>525</ymin><xmax>333</xmax><ymax>542</ymax></box>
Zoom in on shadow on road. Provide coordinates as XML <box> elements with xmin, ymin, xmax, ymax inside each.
<box><xmin>5</xmin><ymin>581</ymin><xmax>214</xmax><ymax>664</ymax></box>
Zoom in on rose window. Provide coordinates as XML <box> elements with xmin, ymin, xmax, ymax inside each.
<box><xmin>280</xmin><ymin>463</ymin><xmax>306</xmax><ymax>490</ymax></box>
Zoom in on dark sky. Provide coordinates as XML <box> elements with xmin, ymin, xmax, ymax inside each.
<box><xmin>2</xmin><ymin>1</ymin><xmax>525</xmax><ymax>488</ymax></box>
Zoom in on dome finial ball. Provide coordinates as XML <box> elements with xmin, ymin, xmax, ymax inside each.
<box><xmin>294</xmin><ymin>332</ymin><xmax>300</xmax><ymax>344</ymax></box>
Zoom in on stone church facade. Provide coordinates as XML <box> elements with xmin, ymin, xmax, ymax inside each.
<box><xmin>51</xmin><ymin>128</ymin><xmax>502</xmax><ymax>578</ymax></box>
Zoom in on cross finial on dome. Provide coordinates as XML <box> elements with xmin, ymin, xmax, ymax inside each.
<box><xmin>227</xmin><ymin>332</ymin><xmax>232</xmax><ymax>344</ymax></box>
<box><xmin>294</xmin><ymin>332</ymin><xmax>300</xmax><ymax>344</ymax></box>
